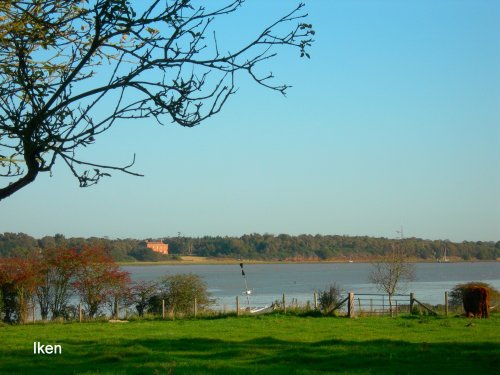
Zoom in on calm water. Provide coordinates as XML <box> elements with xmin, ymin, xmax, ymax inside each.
<box><xmin>123</xmin><ymin>262</ymin><xmax>500</xmax><ymax>309</ymax></box>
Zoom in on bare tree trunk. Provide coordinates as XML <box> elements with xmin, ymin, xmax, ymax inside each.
<box><xmin>388</xmin><ymin>294</ymin><xmax>394</xmax><ymax>317</ymax></box>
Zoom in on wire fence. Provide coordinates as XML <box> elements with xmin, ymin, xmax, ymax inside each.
<box><xmin>14</xmin><ymin>290</ymin><xmax>463</xmax><ymax>324</ymax></box>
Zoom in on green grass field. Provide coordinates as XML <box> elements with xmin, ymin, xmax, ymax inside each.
<box><xmin>1</xmin><ymin>314</ymin><xmax>499</xmax><ymax>374</ymax></box>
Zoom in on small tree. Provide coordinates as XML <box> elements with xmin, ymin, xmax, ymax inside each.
<box><xmin>370</xmin><ymin>244</ymin><xmax>415</xmax><ymax>316</ymax></box>
<box><xmin>160</xmin><ymin>273</ymin><xmax>211</xmax><ymax>317</ymax></box>
<box><xmin>35</xmin><ymin>247</ymin><xmax>83</xmax><ymax>320</ymax></box>
<box><xmin>130</xmin><ymin>280</ymin><xmax>159</xmax><ymax>317</ymax></box>
<box><xmin>0</xmin><ymin>279</ymin><xmax>17</xmax><ymax>323</ymax></box>
<box><xmin>0</xmin><ymin>259</ymin><xmax>20</xmax><ymax>323</ymax></box>
<box><xmin>72</xmin><ymin>246</ymin><xmax>130</xmax><ymax>319</ymax></box>
<box><xmin>317</xmin><ymin>282</ymin><xmax>344</xmax><ymax>315</ymax></box>
<box><xmin>0</xmin><ymin>257</ymin><xmax>41</xmax><ymax>323</ymax></box>
<box><xmin>107</xmin><ymin>282</ymin><xmax>133</xmax><ymax>320</ymax></box>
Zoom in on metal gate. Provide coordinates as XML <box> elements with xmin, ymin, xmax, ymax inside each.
<box><xmin>351</xmin><ymin>293</ymin><xmax>411</xmax><ymax>316</ymax></box>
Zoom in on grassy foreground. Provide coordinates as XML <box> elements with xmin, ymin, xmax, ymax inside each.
<box><xmin>1</xmin><ymin>314</ymin><xmax>499</xmax><ymax>374</ymax></box>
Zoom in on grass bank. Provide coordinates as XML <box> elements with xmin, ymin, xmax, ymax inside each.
<box><xmin>1</xmin><ymin>314</ymin><xmax>499</xmax><ymax>374</ymax></box>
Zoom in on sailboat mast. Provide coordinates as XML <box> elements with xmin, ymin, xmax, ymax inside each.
<box><xmin>240</xmin><ymin>263</ymin><xmax>251</xmax><ymax>306</ymax></box>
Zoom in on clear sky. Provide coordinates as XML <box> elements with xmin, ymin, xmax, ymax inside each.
<box><xmin>2</xmin><ymin>0</ymin><xmax>499</xmax><ymax>241</ymax></box>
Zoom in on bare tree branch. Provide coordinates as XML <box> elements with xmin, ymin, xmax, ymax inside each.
<box><xmin>0</xmin><ymin>0</ymin><xmax>314</xmax><ymax>201</ymax></box>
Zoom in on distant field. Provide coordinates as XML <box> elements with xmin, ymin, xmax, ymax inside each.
<box><xmin>119</xmin><ymin>256</ymin><xmax>283</xmax><ymax>265</ymax></box>
<box><xmin>119</xmin><ymin>256</ymin><xmax>497</xmax><ymax>265</ymax></box>
<box><xmin>1</xmin><ymin>314</ymin><xmax>499</xmax><ymax>374</ymax></box>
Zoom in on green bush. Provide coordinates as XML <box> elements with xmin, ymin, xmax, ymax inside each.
<box><xmin>317</xmin><ymin>283</ymin><xmax>344</xmax><ymax>315</ymax></box>
<box><xmin>152</xmin><ymin>273</ymin><xmax>213</xmax><ymax>317</ymax></box>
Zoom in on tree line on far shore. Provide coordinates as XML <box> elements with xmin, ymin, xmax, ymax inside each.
<box><xmin>0</xmin><ymin>232</ymin><xmax>498</xmax><ymax>262</ymax></box>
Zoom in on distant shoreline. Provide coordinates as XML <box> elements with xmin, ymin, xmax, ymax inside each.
<box><xmin>119</xmin><ymin>256</ymin><xmax>499</xmax><ymax>266</ymax></box>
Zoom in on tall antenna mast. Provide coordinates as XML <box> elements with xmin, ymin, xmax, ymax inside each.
<box><xmin>396</xmin><ymin>225</ymin><xmax>404</xmax><ymax>240</ymax></box>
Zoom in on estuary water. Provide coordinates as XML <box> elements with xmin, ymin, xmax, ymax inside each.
<box><xmin>123</xmin><ymin>262</ymin><xmax>500</xmax><ymax>310</ymax></box>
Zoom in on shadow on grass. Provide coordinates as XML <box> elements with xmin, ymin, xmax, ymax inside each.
<box><xmin>1</xmin><ymin>334</ymin><xmax>499</xmax><ymax>375</ymax></box>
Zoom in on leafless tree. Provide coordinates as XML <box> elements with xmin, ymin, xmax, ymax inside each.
<box><xmin>370</xmin><ymin>244</ymin><xmax>416</xmax><ymax>316</ymax></box>
<box><xmin>0</xmin><ymin>0</ymin><xmax>314</xmax><ymax>200</ymax></box>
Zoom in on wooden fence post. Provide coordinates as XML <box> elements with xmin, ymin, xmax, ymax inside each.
<box><xmin>348</xmin><ymin>292</ymin><xmax>354</xmax><ymax>318</ymax></box>
<box><xmin>314</xmin><ymin>292</ymin><xmax>318</xmax><ymax>309</ymax></box>
<box><xmin>32</xmin><ymin>304</ymin><xmax>35</xmax><ymax>324</ymax></box>
<box><xmin>410</xmin><ymin>293</ymin><xmax>415</xmax><ymax>313</ymax></box>
<box><xmin>194</xmin><ymin>297</ymin><xmax>197</xmax><ymax>318</ymax></box>
<box><xmin>79</xmin><ymin>303</ymin><xmax>83</xmax><ymax>323</ymax></box>
<box><xmin>445</xmin><ymin>291</ymin><xmax>448</xmax><ymax>317</ymax></box>
<box><xmin>395</xmin><ymin>300</ymin><xmax>398</xmax><ymax>316</ymax></box>
<box><xmin>162</xmin><ymin>299</ymin><xmax>165</xmax><ymax>319</ymax></box>
<box><xmin>283</xmin><ymin>293</ymin><xmax>287</xmax><ymax>314</ymax></box>
<box><xmin>236</xmin><ymin>296</ymin><xmax>240</xmax><ymax>317</ymax></box>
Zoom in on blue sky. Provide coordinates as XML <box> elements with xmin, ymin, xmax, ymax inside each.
<box><xmin>2</xmin><ymin>0</ymin><xmax>499</xmax><ymax>241</ymax></box>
